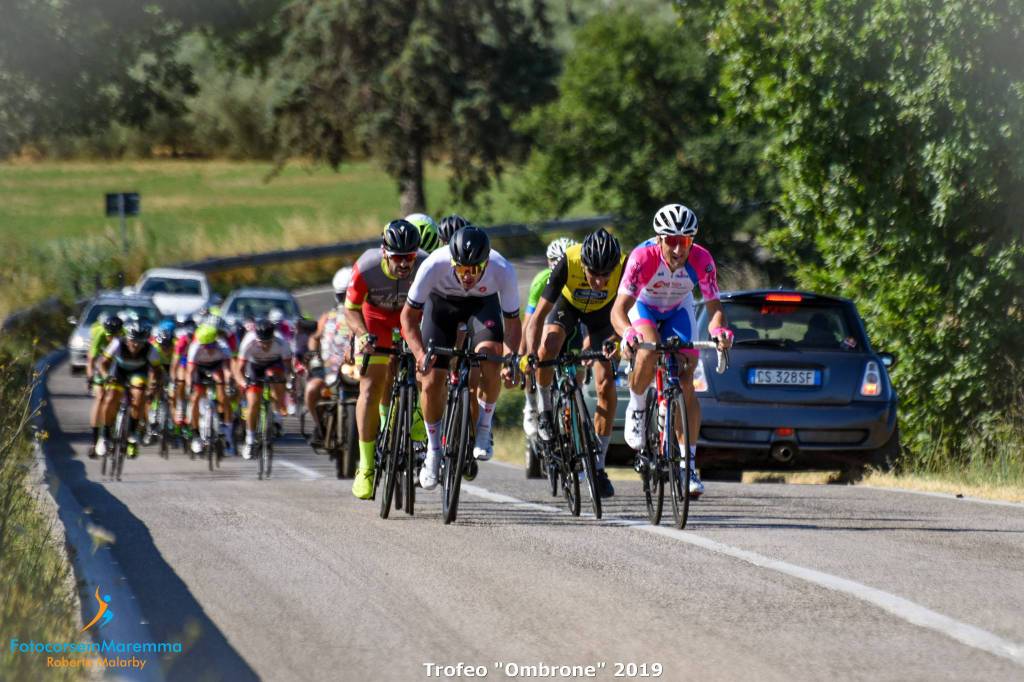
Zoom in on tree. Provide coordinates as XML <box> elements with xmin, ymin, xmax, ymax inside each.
<box><xmin>713</xmin><ymin>0</ymin><xmax>1024</xmax><ymax>465</ymax></box>
<box><xmin>512</xmin><ymin>6</ymin><xmax>775</xmax><ymax>253</ymax></box>
<box><xmin>270</xmin><ymin>0</ymin><xmax>559</xmax><ymax>215</ymax></box>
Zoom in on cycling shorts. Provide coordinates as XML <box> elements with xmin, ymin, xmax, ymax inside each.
<box><xmin>545</xmin><ymin>295</ymin><xmax>616</xmax><ymax>347</ymax></box>
<box><xmin>107</xmin><ymin>366</ymin><xmax>148</xmax><ymax>390</ymax></box>
<box><xmin>628</xmin><ymin>300</ymin><xmax>699</xmax><ymax>357</ymax></box>
<box><xmin>245</xmin><ymin>362</ymin><xmax>285</xmax><ymax>392</ymax></box>
<box><xmin>421</xmin><ymin>293</ymin><xmax>504</xmax><ymax>350</ymax></box>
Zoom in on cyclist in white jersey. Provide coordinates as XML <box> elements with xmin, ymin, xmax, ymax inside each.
<box><xmin>401</xmin><ymin>226</ymin><xmax>521</xmax><ymax>490</ymax></box>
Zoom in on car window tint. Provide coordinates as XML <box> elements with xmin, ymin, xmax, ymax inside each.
<box><xmin>84</xmin><ymin>304</ymin><xmax>159</xmax><ymax>324</ymax></box>
<box><xmin>721</xmin><ymin>301</ymin><xmax>852</xmax><ymax>349</ymax></box>
<box><xmin>140</xmin><ymin>278</ymin><xmax>202</xmax><ymax>296</ymax></box>
<box><xmin>226</xmin><ymin>297</ymin><xmax>298</xmax><ymax>319</ymax></box>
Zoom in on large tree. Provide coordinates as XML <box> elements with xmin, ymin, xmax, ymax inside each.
<box><xmin>512</xmin><ymin>6</ymin><xmax>774</xmax><ymax>253</ymax></box>
<box><xmin>270</xmin><ymin>0</ymin><xmax>559</xmax><ymax>214</ymax></box>
<box><xmin>714</xmin><ymin>0</ymin><xmax>1024</xmax><ymax>465</ymax></box>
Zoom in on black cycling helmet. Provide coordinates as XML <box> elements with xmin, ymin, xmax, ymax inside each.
<box><xmin>102</xmin><ymin>314</ymin><xmax>124</xmax><ymax>335</ymax></box>
<box><xmin>580</xmin><ymin>228</ymin><xmax>622</xmax><ymax>274</ymax></box>
<box><xmin>124</xmin><ymin>320</ymin><xmax>150</xmax><ymax>342</ymax></box>
<box><xmin>154</xmin><ymin>327</ymin><xmax>173</xmax><ymax>346</ymax></box>
<box><xmin>449</xmin><ymin>226</ymin><xmax>491</xmax><ymax>266</ymax></box>
<box><xmin>438</xmin><ymin>214</ymin><xmax>470</xmax><ymax>244</ymax></box>
<box><xmin>255</xmin><ymin>318</ymin><xmax>275</xmax><ymax>342</ymax></box>
<box><xmin>382</xmin><ymin>219</ymin><xmax>421</xmax><ymax>254</ymax></box>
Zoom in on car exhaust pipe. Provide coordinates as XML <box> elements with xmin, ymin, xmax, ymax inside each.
<box><xmin>770</xmin><ymin>443</ymin><xmax>797</xmax><ymax>464</ymax></box>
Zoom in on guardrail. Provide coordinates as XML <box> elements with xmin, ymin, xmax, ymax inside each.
<box><xmin>170</xmin><ymin>215</ymin><xmax>613</xmax><ymax>272</ymax></box>
<box><xmin>0</xmin><ymin>215</ymin><xmax>614</xmax><ymax>331</ymax></box>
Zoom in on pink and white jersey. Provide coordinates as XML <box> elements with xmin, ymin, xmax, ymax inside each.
<box><xmin>187</xmin><ymin>340</ymin><xmax>232</xmax><ymax>367</ymax></box>
<box><xmin>617</xmin><ymin>243</ymin><xmax>720</xmax><ymax>313</ymax></box>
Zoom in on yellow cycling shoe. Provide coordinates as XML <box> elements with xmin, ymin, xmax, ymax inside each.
<box><xmin>351</xmin><ymin>468</ymin><xmax>375</xmax><ymax>500</ymax></box>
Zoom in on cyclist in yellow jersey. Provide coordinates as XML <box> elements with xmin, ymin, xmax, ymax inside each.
<box><xmin>524</xmin><ymin>228</ymin><xmax>624</xmax><ymax>497</ymax></box>
<box><xmin>86</xmin><ymin>314</ymin><xmax>124</xmax><ymax>458</ymax></box>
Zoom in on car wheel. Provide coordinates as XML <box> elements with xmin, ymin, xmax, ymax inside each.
<box><xmin>868</xmin><ymin>426</ymin><xmax>901</xmax><ymax>472</ymax></box>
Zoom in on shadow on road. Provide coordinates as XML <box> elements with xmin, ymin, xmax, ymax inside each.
<box><xmin>41</xmin><ymin>391</ymin><xmax>259</xmax><ymax>682</ymax></box>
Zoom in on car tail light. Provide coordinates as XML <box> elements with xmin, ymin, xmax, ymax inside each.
<box><xmin>775</xmin><ymin>427</ymin><xmax>794</xmax><ymax>437</ymax></box>
<box><xmin>765</xmin><ymin>293</ymin><xmax>803</xmax><ymax>302</ymax></box>
<box><xmin>860</xmin><ymin>361</ymin><xmax>882</xmax><ymax>396</ymax></box>
<box><xmin>693</xmin><ymin>358</ymin><xmax>709</xmax><ymax>393</ymax></box>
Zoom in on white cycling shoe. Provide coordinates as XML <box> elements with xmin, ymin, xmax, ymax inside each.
<box><xmin>95</xmin><ymin>438</ymin><xmax>108</xmax><ymax>457</ymax></box>
<box><xmin>473</xmin><ymin>430</ymin><xmax>493</xmax><ymax>461</ymax></box>
<box><xmin>687</xmin><ymin>468</ymin><xmax>705</xmax><ymax>498</ymax></box>
<box><xmin>624</xmin><ymin>406</ymin><xmax>646</xmax><ymax>450</ymax></box>
<box><xmin>241</xmin><ymin>441</ymin><xmax>254</xmax><ymax>460</ymax></box>
<box><xmin>419</xmin><ymin>453</ymin><xmax>440</xmax><ymax>490</ymax></box>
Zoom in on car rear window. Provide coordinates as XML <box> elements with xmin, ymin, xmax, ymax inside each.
<box><xmin>84</xmin><ymin>304</ymin><xmax>161</xmax><ymax>325</ymax></box>
<box><xmin>140</xmin><ymin>277</ymin><xmax>203</xmax><ymax>296</ymax></box>
<box><xmin>712</xmin><ymin>299</ymin><xmax>857</xmax><ymax>350</ymax></box>
<box><xmin>226</xmin><ymin>297</ymin><xmax>299</xmax><ymax>320</ymax></box>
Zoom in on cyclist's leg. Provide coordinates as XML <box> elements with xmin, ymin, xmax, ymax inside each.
<box><xmin>583</xmin><ymin>307</ymin><xmax>619</xmax><ymax>470</ymax></box>
<box><xmin>467</xmin><ymin>295</ymin><xmax>505</xmax><ymax>460</ymax></box>
<box><xmin>661</xmin><ymin>304</ymin><xmax>703</xmax><ymax>494</ymax></box>
<box><xmin>417</xmin><ymin>294</ymin><xmax>462</xmax><ymax>486</ymax></box>
<box><xmin>624</xmin><ymin>302</ymin><xmax>663</xmax><ymax>448</ymax></box>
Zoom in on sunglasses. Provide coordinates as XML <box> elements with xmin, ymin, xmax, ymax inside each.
<box><xmin>452</xmin><ymin>261</ymin><xmax>486</xmax><ymax>278</ymax></box>
<box><xmin>661</xmin><ymin>235</ymin><xmax>693</xmax><ymax>249</ymax></box>
<box><xmin>585</xmin><ymin>267</ymin><xmax>615</xmax><ymax>280</ymax></box>
<box><xmin>385</xmin><ymin>251</ymin><xmax>417</xmax><ymax>264</ymax></box>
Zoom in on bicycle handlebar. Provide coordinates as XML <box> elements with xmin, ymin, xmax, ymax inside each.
<box><xmin>632</xmin><ymin>338</ymin><xmax>729</xmax><ymax>374</ymax></box>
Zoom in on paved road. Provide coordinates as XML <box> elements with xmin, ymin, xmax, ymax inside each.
<box><xmin>38</xmin><ymin>265</ymin><xmax>1024</xmax><ymax>681</ymax></box>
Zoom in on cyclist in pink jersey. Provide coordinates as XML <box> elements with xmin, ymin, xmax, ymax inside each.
<box><xmin>610</xmin><ymin>204</ymin><xmax>734</xmax><ymax>498</ymax></box>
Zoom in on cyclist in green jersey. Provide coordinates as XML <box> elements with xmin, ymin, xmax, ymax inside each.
<box><xmin>87</xmin><ymin>314</ymin><xmax>124</xmax><ymax>458</ymax></box>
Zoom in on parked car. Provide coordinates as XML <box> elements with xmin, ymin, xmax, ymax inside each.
<box><xmin>67</xmin><ymin>292</ymin><xmax>163</xmax><ymax>373</ymax></box>
<box><xmin>584</xmin><ymin>289</ymin><xmax>900</xmax><ymax>476</ymax></box>
<box><xmin>222</xmin><ymin>287</ymin><xmax>301</xmax><ymax>325</ymax></box>
<box><xmin>132</xmin><ymin>268</ymin><xmax>212</xmax><ymax>317</ymax></box>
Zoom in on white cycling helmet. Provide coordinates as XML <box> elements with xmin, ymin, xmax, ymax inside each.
<box><xmin>332</xmin><ymin>267</ymin><xmax>353</xmax><ymax>295</ymax></box>
<box><xmin>545</xmin><ymin>237</ymin><xmax>576</xmax><ymax>263</ymax></box>
<box><xmin>268</xmin><ymin>308</ymin><xmax>285</xmax><ymax>324</ymax></box>
<box><xmin>653</xmin><ymin>203</ymin><xmax>698</xmax><ymax>236</ymax></box>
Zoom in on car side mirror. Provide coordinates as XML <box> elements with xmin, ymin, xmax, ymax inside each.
<box><xmin>878</xmin><ymin>352</ymin><xmax>897</xmax><ymax>369</ymax></box>
<box><xmin>67</xmin><ymin>316</ymin><xmax>78</xmax><ymax>327</ymax></box>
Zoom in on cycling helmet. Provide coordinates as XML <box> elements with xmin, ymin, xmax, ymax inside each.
<box><xmin>154</xmin><ymin>327</ymin><xmax>174</xmax><ymax>346</ymax></box>
<box><xmin>382</xmin><ymin>219</ymin><xmax>421</xmax><ymax>254</ymax></box>
<box><xmin>580</xmin><ymin>228</ymin><xmax>622</xmax><ymax>274</ymax></box>
<box><xmin>438</xmin><ymin>214</ymin><xmax>471</xmax><ymax>244</ymax></box>
<box><xmin>448</xmin><ymin>226</ymin><xmax>491</xmax><ymax>266</ymax></box>
<box><xmin>124</xmin><ymin>320</ymin><xmax>150</xmax><ymax>342</ymax></box>
<box><xmin>255</xmin><ymin>319</ymin><xmax>276</xmax><ymax>342</ymax></box>
<box><xmin>404</xmin><ymin>213</ymin><xmax>441</xmax><ymax>252</ymax></box>
<box><xmin>546</xmin><ymin>237</ymin><xmax>577</xmax><ymax>263</ymax></box>
<box><xmin>180</xmin><ymin>319</ymin><xmax>197</xmax><ymax>335</ymax></box>
<box><xmin>195</xmin><ymin>323</ymin><xmax>218</xmax><ymax>345</ymax></box>
<box><xmin>332</xmin><ymin>266</ymin><xmax>353</xmax><ymax>303</ymax></box>
<box><xmin>157</xmin><ymin>319</ymin><xmax>176</xmax><ymax>334</ymax></box>
<box><xmin>102</xmin><ymin>314</ymin><xmax>124</xmax><ymax>335</ymax></box>
<box><xmin>268</xmin><ymin>308</ymin><xmax>285</xmax><ymax>325</ymax></box>
<box><xmin>653</xmin><ymin>203</ymin><xmax>698</xmax><ymax>236</ymax></box>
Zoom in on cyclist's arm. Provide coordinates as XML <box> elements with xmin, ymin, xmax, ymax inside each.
<box><xmin>343</xmin><ymin>306</ymin><xmax>368</xmax><ymax>338</ymax></box>
<box><xmin>308</xmin><ymin>314</ymin><xmax>327</xmax><ymax>353</ymax></box>
<box><xmin>704</xmin><ymin>298</ymin><xmax>732</xmax><ymax>348</ymax></box>
<box><xmin>400</xmin><ymin>303</ymin><xmax>427</xmax><ymax>364</ymax></box>
<box><xmin>518</xmin><ymin>312</ymin><xmax>531</xmax><ymax>355</ymax></box>
<box><xmin>611</xmin><ymin>293</ymin><xmax>636</xmax><ymax>338</ymax></box>
<box><xmin>525</xmin><ymin>296</ymin><xmax>555</xmax><ymax>356</ymax></box>
<box><xmin>503</xmin><ymin>315</ymin><xmax>522</xmax><ymax>358</ymax></box>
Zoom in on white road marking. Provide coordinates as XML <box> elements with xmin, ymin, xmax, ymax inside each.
<box><xmin>276</xmin><ymin>460</ymin><xmax>324</xmax><ymax>480</ymax></box>
<box><xmin>461</xmin><ymin>482</ymin><xmax>1024</xmax><ymax>667</ymax></box>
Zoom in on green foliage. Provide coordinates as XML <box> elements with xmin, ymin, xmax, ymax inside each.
<box><xmin>513</xmin><ymin>6</ymin><xmax>774</xmax><ymax>251</ymax></box>
<box><xmin>714</xmin><ymin>0</ymin><xmax>1024</xmax><ymax>466</ymax></box>
<box><xmin>270</xmin><ymin>0</ymin><xmax>559</xmax><ymax>214</ymax></box>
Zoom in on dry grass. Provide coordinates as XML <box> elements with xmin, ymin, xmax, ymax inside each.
<box><xmin>859</xmin><ymin>471</ymin><xmax>1024</xmax><ymax>503</ymax></box>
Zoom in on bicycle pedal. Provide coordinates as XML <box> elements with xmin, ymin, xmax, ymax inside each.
<box><xmin>462</xmin><ymin>459</ymin><xmax>479</xmax><ymax>481</ymax></box>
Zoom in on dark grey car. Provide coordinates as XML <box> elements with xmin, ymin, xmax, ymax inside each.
<box><xmin>585</xmin><ymin>289</ymin><xmax>900</xmax><ymax>475</ymax></box>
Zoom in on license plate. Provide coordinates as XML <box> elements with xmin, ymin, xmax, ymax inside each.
<box><xmin>748</xmin><ymin>368</ymin><xmax>821</xmax><ymax>386</ymax></box>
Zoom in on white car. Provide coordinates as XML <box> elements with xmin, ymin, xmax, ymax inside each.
<box><xmin>132</xmin><ymin>268</ymin><xmax>212</xmax><ymax>318</ymax></box>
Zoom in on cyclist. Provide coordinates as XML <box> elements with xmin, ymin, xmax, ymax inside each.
<box><xmin>234</xmin><ymin>319</ymin><xmax>293</xmax><ymax>459</ymax></box>
<box><xmin>171</xmin><ymin>318</ymin><xmax>197</xmax><ymax>427</ymax></box>
<box><xmin>401</xmin><ymin>226</ymin><xmax>521</xmax><ymax>490</ymax></box>
<box><xmin>87</xmin><ymin>313</ymin><xmax>123</xmax><ymax>457</ymax></box>
<box><xmin>145</xmin><ymin>323</ymin><xmax>176</xmax><ymax>444</ymax></box>
<box><xmin>305</xmin><ymin>266</ymin><xmax>354</xmax><ymax>433</ymax></box>
<box><xmin>405</xmin><ymin>213</ymin><xmax>443</xmax><ymax>253</ymax></box>
<box><xmin>436</xmin><ymin>214</ymin><xmax>471</xmax><ymax>246</ymax></box>
<box><xmin>185</xmin><ymin>323</ymin><xmax>234</xmax><ymax>455</ymax></box>
<box><xmin>94</xmin><ymin>320</ymin><xmax>163</xmax><ymax>459</ymax></box>
<box><xmin>520</xmin><ymin>237</ymin><xmax>576</xmax><ymax>463</ymax></box>
<box><xmin>346</xmin><ymin>219</ymin><xmax>428</xmax><ymax>499</ymax></box>
<box><xmin>526</xmin><ymin>229</ymin><xmax>624</xmax><ymax>497</ymax></box>
<box><xmin>610</xmin><ymin>204</ymin><xmax>733</xmax><ymax>498</ymax></box>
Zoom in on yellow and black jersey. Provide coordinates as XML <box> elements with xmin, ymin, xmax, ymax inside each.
<box><xmin>540</xmin><ymin>243</ymin><xmax>625</xmax><ymax>312</ymax></box>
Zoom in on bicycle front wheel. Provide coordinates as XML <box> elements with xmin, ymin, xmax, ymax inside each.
<box><xmin>401</xmin><ymin>386</ymin><xmax>416</xmax><ymax>517</ymax></box>
<box><xmin>641</xmin><ymin>390</ymin><xmax>663</xmax><ymax>525</ymax></box>
<box><xmin>442</xmin><ymin>387</ymin><xmax>471</xmax><ymax>525</ymax></box>
<box><xmin>574</xmin><ymin>391</ymin><xmax>602</xmax><ymax>519</ymax></box>
<box><xmin>378</xmin><ymin>399</ymin><xmax>401</xmax><ymax>519</ymax></box>
<box><xmin>667</xmin><ymin>395</ymin><xmax>690</xmax><ymax>530</ymax></box>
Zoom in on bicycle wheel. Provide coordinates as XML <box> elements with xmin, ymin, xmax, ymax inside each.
<box><xmin>113</xmin><ymin>406</ymin><xmax>129</xmax><ymax>481</ymax></box>
<box><xmin>401</xmin><ymin>386</ymin><xmax>416</xmax><ymax>517</ymax></box>
<box><xmin>264</xmin><ymin>398</ymin><xmax>274</xmax><ymax>479</ymax></box>
<box><xmin>574</xmin><ymin>391</ymin><xmax>602</xmax><ymax>519</ymax></box>
<box><xmin>378</xmin><ymin>399</ymin><xmax>400</xmax><ymax>518</ymax></box>
<box><xmin>206</xmin><ymin>401</ymin><xmax>216</xmax><ymax>472</ymax></box>
<box><xmin>442</xmin><ymin>386</ymin><xmax>471</xmax><ymax>525</ymax></box>
<box><xmin>667</xmin><ymin>394</ymin><xmax>691</xmax><ymax>529</ymax></box>
<box><xmin>158</xmin><ymin>399</ymin><xmax>170</xmax><ymax>458</ymax></box>
<box><xmin>641</xmin><ymin>389</ymin><xmax>663</xmax><ymax>525</ymax></box>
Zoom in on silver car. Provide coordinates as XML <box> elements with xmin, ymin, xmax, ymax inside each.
<box><xmin>67</xmin><ymin>293</ymin><xmax>163</xmax><ymax>373</ymax></box>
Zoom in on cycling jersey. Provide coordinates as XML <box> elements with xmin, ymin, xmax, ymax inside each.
<box><xmin>90</xmin><ymin>325</ymin><xmax>122</xmax><ymax>358</ymax></box>
<box><xmin>173</xmin><ymin>334</ymin><xmax>193</xmax><ymax>367</ymax></box>
<box><xmin>407</xmin><ymin>246</ymin><xmax>520</xmax><ymax>317</ymax></box>
<box><xmin>318</xmin><ymin>310</ymin><xmax>349</xmax><ymax>368</ymax></box>
<box><xmin>238</xmin><ymin>332</ymin><xmax>292</xmax><ymax>366</ymax></box>
<box><xmin>151</xmin><ymin>340</ymin><xmax>173</xmax><ymax>367</ymax></box>
<box><xmin>103</xmin><ymin>339</ymin><xmax>161</xmax><ymax>372</ymax></box>
<box><xmin>618</xmin><ymin>242</ymin><xmax>719</xmax><ymax>312</ymax></box>
<box><xmin>541</xmin><ymin>243</ymin><xmax>625</xmax><ymax>312</ymax></box>
<box><xmin>187</xmin><ymin>340</ymin><xmax>232</xmax><ymax>367</ymax></box>
<box><xmin>525</xmin><ymin>269</ymin><xmax>551</xmax><ymax>315</ymax></box>
<box><xmin>346</xmin><ymin>248</ymin><xmax>428</xmax><ymax>314</ymax></box>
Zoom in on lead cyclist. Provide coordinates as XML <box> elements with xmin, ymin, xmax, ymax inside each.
<box><xmin>610</xmin><ymin>204</ymin><xmax>734</xmax><ymax>498</ymax></box>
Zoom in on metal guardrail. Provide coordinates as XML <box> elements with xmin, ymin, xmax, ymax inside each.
<box><xmin>170</xmin><ymin>215</ymin><xmax>614</xmax><ymax>272</ymax></box>
<box><xmin>0</xmin><ymin>215</ymin><xmax>614</xmax><ymax>331</ymax></box>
